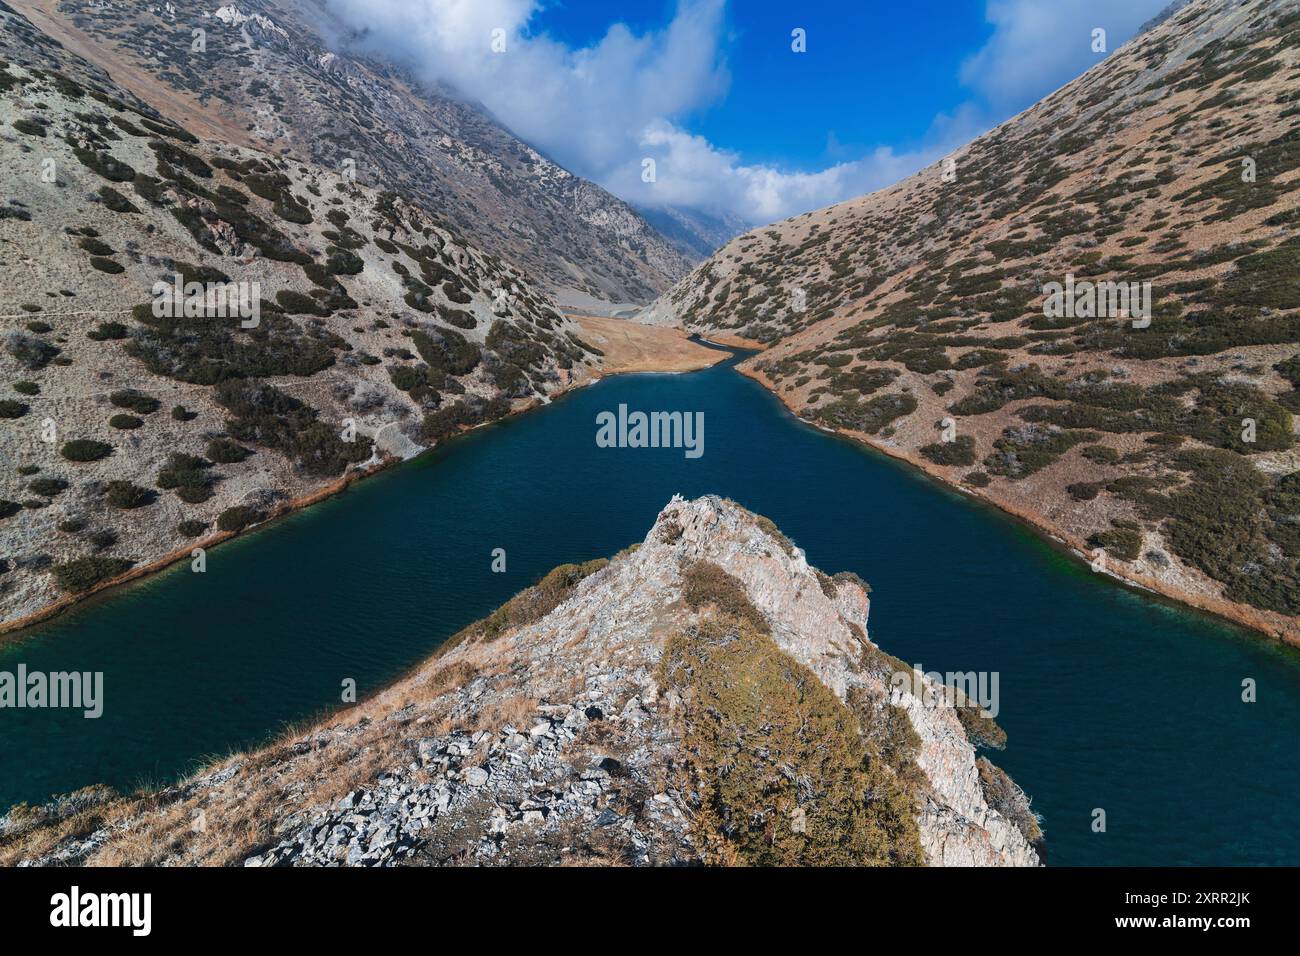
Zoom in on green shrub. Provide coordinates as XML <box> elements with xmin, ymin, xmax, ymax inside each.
<box><xmin>442</xmin><ymin>308</ymin><xmax>477</xmax><ymax>330</ymax></box>
<box><xmin>4</xmin><ymin>331</ymin><xmax>59</xmax><ymax>369</ymax></box>
<box><xmin>0</xmin><ymin>501</ymin><xmax>21</xmax><ymax>520</ymax></box>
<box><xmin>274</xmin><ymin>289</ymin><xmax>330</xmax><ymax>316</ymax></box>
<box><xmin>411</xmin><ymin>328</ymin><xmax>480</xmax><ymax>376</ymax></box>
<box><xmin>814</xmin><ymin>392</ymin><xmax>918</xmax><ymax>435</ymax></box>
<box><xmin>447</xmin><ymin>558</ymin><xmax>609</xmax><ymax>648</ymax></box>
<box><xmin>70</xmin><ymin>147</ymin><xmax>135</xmax><ymax>182</ymax></box>
<box><xmin>174</xmin><ymin>484</ymin><xmax>211</xmax><ymax>504</ymax></box>
<box><xmin>273</xmin><ymin>196</ymin><xmax>312</xmax><ymax>224</ymax></box>
<box><xmin>109</xmin><ymin>389</ymin><xmax>160</xmax><ymax>414</ymax></box>
<box><xmin>13</xmin><ymin>381</ymin><xmax>39</xmax><ymax>395</ymax></box>
<box><xmin>388</xmin><ymin>364</ymin><xmax>424</xmax><ymax>392</ymax></box>
<box><xmin>108</xmin><ymin>414</ymin><xmax>142</xmax><ymax>430</ymax></box>
<box><xmin>126</xmin><ymin>306</ymin><xmax>334</xmax><ymax>384</ymax></box>
<box><xmin>0</xmin><ymin>399</ymin><xmax>28</xmax><ymax>418</ymax></box>
<box><xmin>214</xmin><ymin>379</ymin><xmax>369</xmax><ymax>477</ymax></box>
<box><xmin>1067</xmin><ymin>482</ymin><xmax>1104</xmax><ymax>501</ymax></box>
<box><xmin>156</xmin><ymin>451</ymin><xmax>210</xmax><ymax>487</ymax></box>
<box><xmin>87</xmin><ymin>321</ymin><xmax>128</xmax><ymax>341</ymax></box>
<box><xmin>205</xmin><ymin>438</ymin><xmax>252</xmax><ymax>463</ymax></box>
<box><xmin>919</xmin><ymin>435</ymin><xmax>976</xmax><ymax>466</ymax></box>
<box><xmin>216</xmin><ymin>505</ymin><xmax>264</xmax><ymax>533</ymax></box>
<box><xmin>418</xmin><ymin>396</ymin><xmax>510</xmax><ymax>442</ymax></box>
<box><xmin>60</xmin><ymin>439</ymin><xmax>112</xmax><ymax>462</ymax></box>
<box><xmin>28</xmin><ymin>478</ymin><xmax>68</xmax><ymax>497</ymax></box>
<box><xmin>98</xmin><ymin>186</ymin><xmax>139</xmax><ymax>214</ymax></box>
<box><xmin>104</xmin><ymin>481</ymin><xmax>154</xmax><ymax>509</ymax></box>
<box><xmin>87</xmin><ymin>529</ymin><xmax>118</xmax><ymax>551</ymax></box>
<box><xmin>177</xmin><ymin>520</ymin><xmax>209</xmax><ymax>537</ymax></box>
<box><xmin>147</xmin><ymin>139</ymin><xmax>212</xmax><ymax>178</ymax></box>
<box><xmin>984</xmin><ymin>428</ymin><xmax>1099</xmax><ymax>479</ymax></box>
<box><xmin>955</xmin><ymin>701</ymin><xmax>1008</xmax><ymax>750</ymax></box>
<box><xmin>658</xmin><ymin>618</ymin><xmax>923</xmax><ymax>866</ymax></box>
<box><xmin>88</xmin><ymin>257</ymin><xmax>125</xmax><ymax>274</ymax></box>
<box><xmin>977</xmin><ymin>757</ymin><xmax>1043</xmax><ymax>848</ymax></box>
<box><xmin>1089</xmin><ymin>526</ymin><xmax>1143</xmax><ymax>562</ymax></box>
<box><xmin>51</xmin><ymin>556</ymin><xmax>134</xmax><ymax>593</ymax></box>
<box><xmin>12</xmin><ymin>117</ymin><xmax>45</xmax><ymax>137</ymax></box>
<box><xmin>78</xmin><ymin>237</ymin><xmax>116</xmax><ymax>256</ymax></box>
<box><xmin>1080</xmin><ymin>444</ymin><xmax>1122</xmax><ymax>464</ymax></box>
<box><xmin>139</xmin><ymin>117</ymin><xmax>198</xmax><ymax>143</ymax></box>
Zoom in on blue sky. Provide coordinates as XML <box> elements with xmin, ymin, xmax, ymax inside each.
<box><xmin>534</xmin><ymin>0</ymin><xmax>994</xmax><ymax>172</ymax></box>
<box><xmin>335</xmin><ymin>0</ymin><xmax>1173</xmax><ymax>224</ymax></box>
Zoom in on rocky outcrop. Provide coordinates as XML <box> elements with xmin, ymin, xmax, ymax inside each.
<box><xmin>0</xmin><ymin>497</ymin><xmax>1041</xmax><ymax>867</ymax></box>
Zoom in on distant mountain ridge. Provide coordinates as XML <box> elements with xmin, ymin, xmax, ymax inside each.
<box><xmin>636</xmin><ymin>203</ymin><xmax>751</xmax><ymax>261</ymax></box>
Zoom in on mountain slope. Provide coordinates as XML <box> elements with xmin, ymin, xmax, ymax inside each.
<box><xmin>642</xmin><ymin>0</ymin><xmax>1300</xmax><ymax>642</ymax></box>
<box><xmin>7</xmin><ymin>0</ymin><xmax>693</xmax><ymax>303</ymax></box>
<box><xmin>636</xmin><ymin>203</ymin><xmax>751</xmax><ymax>261</ymax></box>
<box><xmin>0</xmin><ymin>7</ymin><xmax>609</xmax><ymax>629</ymax></box>
<box><xmin>0</xmin><ymin>497</ymin><xmax>1042</xmax><ymax>867</ymax></box>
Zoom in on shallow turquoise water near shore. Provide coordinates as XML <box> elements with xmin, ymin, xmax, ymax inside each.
<box><xmin>3</xmin><ymin>350</ymin><xmax>1299</xmax><ymax>864</ymax></box>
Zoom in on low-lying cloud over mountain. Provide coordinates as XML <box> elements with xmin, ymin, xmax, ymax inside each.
<box><xmin>330</xmin><ymin>0</ymin><xmax>1171</xmax><ymax>224</ymax></box>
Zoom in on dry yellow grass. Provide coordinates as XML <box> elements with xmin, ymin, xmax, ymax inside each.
<box><xmin>569</xmin><ymin>314</ymin><xmax>724</xmax><ymax>374</ymax></box>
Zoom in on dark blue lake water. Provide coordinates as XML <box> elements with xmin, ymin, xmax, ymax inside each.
<box><xmin>3</xmin><ymin>350</ymin><xmax>1298</xmax><ymax>864</ymax></box>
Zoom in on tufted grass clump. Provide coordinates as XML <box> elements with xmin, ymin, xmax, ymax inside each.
<box><xmin>658</xmin><ymin>617</ymin><xmax>924</xmax><ymax>866</ymax></box>
<box><xmin>436</xmin><ymin>558</ymin><xmax>609</xmax><ymax>655</ymax></box>
<box><xmin>681</xmin><ymin>560</ymin><xmax>767</xmax><ymax>631</ymax></box>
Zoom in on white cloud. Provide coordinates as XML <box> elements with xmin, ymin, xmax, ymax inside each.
<box><xmin>326</xmin><ymin>0</ymin><xmax>1173</xmax><ymax>228</ymax></box>
<box><xmin>330</xmin><ymin>0</ymin><xmax>731</xmax><ymax>174</ymax></box>
<box><xmin>960</xmin><ymin>0</ymin><xmax>1171</xmax><ymax>108</ymax></box>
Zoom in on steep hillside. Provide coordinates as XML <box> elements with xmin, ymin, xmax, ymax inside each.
<box><xmin>644</xmin><ymin>0</ymin><xmax>1300</xmax><ymax>642</ymax></box>
<box><xmin>6</xmin><ymin>0</ymin><xmax>693</xmax><ymax>303</ymax></box>
<box><xmin>0</xmin><ymin>19</ymin><xmax>608</xmax><ymax>630</ymax></box>
<box><xmin>0</xmin><ymin>497</ymin><xmax>1042</xmax><ymax>867</ymax></box>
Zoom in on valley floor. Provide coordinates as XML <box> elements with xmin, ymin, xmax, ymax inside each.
<box><xmin>567</xmin><ymin>315</ymin><xmax>723</xmax><ymax>374</ymax></box>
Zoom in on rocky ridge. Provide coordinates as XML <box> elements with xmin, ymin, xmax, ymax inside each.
<box><xmin>0</xmin><ymin>497</ymin><xmax>1042</xmax><ymax>867</ymax></box>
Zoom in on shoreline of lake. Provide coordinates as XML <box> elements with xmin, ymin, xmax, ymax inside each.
<box><xmin>732</xmin><ymin>360</ymin><xmax>1300</xmax><ymax>649</ymax></box>
<box><xmin>0</xmin><ymin>321</ymin><xmax>722</xmax><ymax>643</ymax></box>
